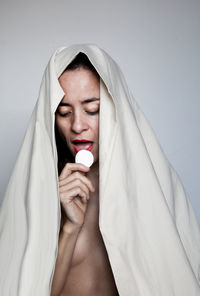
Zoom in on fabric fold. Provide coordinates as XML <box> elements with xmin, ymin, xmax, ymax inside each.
<box><xmin>0</xmin><ymin>44</ymin><xmax>199</xmax><ymax>296</ymax></box>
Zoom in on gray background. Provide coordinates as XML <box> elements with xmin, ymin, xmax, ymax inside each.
<box><xmin>0</xmin><ymin>0</ymin><xmax>199</xmax><ymax>225</ymax></box>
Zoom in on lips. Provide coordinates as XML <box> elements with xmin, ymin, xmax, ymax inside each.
<box><xmin>72</xmin><ymin>139</ymin><xmax>94</xmax><ymax>153</ymax></box>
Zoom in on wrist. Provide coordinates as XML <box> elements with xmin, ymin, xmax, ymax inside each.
<box><xmin>61</xmin><ymin>221</ymin><xmax>82</xmax><ymax>235</ymax></box>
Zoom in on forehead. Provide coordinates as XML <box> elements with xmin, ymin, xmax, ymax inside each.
<box><xmin>58</xmin><ymin>68</ymin><xmax>99</xmax><ymax>87</ymax></box>
<box><xmin>58</xmin><ymin>68</ymin><xmax>100</xmax><ymax>105</ymax></box>
<box><xmin>58</xmin><ymin>97</ymin><xmax>100</xmax><ymax>107</ymax></box>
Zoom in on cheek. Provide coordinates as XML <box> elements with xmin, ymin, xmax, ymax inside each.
<box><xmin>56</xmin><ymin>119</ymin><xmax>70</xmax><ymax>138</ymax></box>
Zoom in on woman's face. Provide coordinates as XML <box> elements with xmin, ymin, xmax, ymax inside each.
<box><xmin>55</xmin><ymin>68</ymin><xmax>100</xmax><ymax>164</ymax></box>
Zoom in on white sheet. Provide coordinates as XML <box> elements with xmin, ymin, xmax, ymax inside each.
<box><xmin>0</xmin><ymin>44</ymin><xmax>199</xmax><ymax>295</ymax></box>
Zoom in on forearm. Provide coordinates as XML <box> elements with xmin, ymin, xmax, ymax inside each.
<box><xmin>50</xmin><ymin>223</ymin><xmax>81</xmax><ymax>296</ymax></box>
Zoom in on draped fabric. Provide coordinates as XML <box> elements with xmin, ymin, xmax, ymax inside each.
<box><xmin>0</xmin><ymin>44</ymin><xmax>199</xmax><ymax>295</ymax></box>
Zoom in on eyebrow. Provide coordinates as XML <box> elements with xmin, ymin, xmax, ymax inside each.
<box><xmin>58</xmin><ymin>98</ymin><xmax>100</xmax><ymax>107</ymax></box>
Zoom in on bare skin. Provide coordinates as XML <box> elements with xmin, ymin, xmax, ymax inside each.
<box><xmin>51</xmin><ymin>68</ymin><xmax>119</xmax><ymax>295</ymax></box>
<box><xmin>51</xmin><ymin>163</ymin><xmax>119</xmax><ymax>296</ymax></box>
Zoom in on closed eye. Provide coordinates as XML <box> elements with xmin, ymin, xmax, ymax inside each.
<box><xmin>58</xmin><ymin>111</ymin><xmax>71</xmax><ymax>117</ymax></box>
<box><xmin>86</xmin><ymin>110</ymin><xmax>99</xmax><ymax>115</ymax></box>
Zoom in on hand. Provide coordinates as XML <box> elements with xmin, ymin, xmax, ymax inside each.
<box><xmin>58</xmin><ymin>162</ymin><xmax>95</xmax><ymax>230</ymax></box>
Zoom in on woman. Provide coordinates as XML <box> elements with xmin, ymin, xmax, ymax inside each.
<box><xmin>52</xmin><ymin>53</ymin><xmax>119</xmax><ymax>295</ymax></box>
<box><xmin>0</xmin><ymin>44</ymin><xmax>199</xmax><ymax>296</ymax></box>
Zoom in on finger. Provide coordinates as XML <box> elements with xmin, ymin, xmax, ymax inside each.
<box><xmin>74</xmin><ymin>196</ymin><xmax>87</xmax><ymax>211</ymax></box>
<box><xmin>60</xmin><ymin>186</ymin><xmax>88</xmax><ymax>205</ymax></box>
<box><xmin>59</xmin><ymin>162</ymin><xmax>90</xmax><ymax>181</ymax></box>
<box><xmin>59</xmin><ymin>171</ymin><xmax>95</xmax><ymax>193</ymax></box>
<box><xmin>59</xmin><ymin>178</ymin><xmax>90</xmax><ymax>198</ymax></box>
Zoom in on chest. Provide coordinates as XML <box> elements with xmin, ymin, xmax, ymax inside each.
<box><xmin>71</xmin><ymin>196</ymin><xmax>106</xmax><ymax>267</ymax></box>
<box><xmin>62</xmin><ymin>225</ymin><xmax>119</xmax><ymax>295</ymax></box>
<box><xmin>61</xmin><ymin>197</ymin><xmax>119</xmax><ymax>295</ymax></box>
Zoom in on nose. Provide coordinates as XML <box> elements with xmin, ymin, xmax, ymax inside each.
<box><xmin>71</xmin><ymin>111</ymin><xmax>89</xmax><ymax>134</ymax></box>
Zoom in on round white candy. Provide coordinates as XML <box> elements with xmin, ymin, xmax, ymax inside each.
<box><xmin>75</xmin><ymin>149</ymin><xmax>94</xmax><ymax>168</ymax></box>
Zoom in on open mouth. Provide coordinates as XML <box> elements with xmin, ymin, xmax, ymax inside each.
<box><xmin>72</xmin><ymin>141</ymin><xmax>94</xmax><ymax>153</ymax></box>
